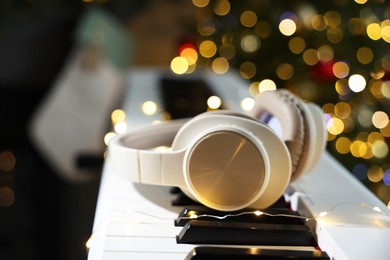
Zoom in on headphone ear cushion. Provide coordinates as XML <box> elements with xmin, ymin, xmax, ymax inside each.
<box><xmin>250</xmin><ymin>90</ymin><xmax>306</xmax><ymax>180</ymax></box>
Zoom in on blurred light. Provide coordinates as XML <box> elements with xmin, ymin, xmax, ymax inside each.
<box><xmin>368</xmin><ymin>131</ymin><xmax>384</xmax><ymax>143</ymax></box>
<box><xmin>258</xmin><ymin>79</ymin><xmax>276</xmax><ymax>93</ymax></box>
<box><xmin>249</xmin><ymin>81</ymin><xmax>260</xmax><ymax>97</ymax></box>
<box><xmin>383</xmin><ymin>169</ymin><xmax>390</xmax><ymax>186</ymax></box>
<box><xmin>322</xmin><ymin>103</ymin><xmax>335</xmax><ymax>114</ymax></box>
<box><xmin>311</xmin><ymin>15</ymin><xmax>327</xmax><ymax>31</ymax></box>
<box><xmin>327</xmin><ymin>27</ymin><xmax>344</xmax><ymax>43</ymax></box>
<box><xmin>368</xmin><ymin>165</ymin><xmax>384</xmax><ymax>183</ymax></box>
<box><xmin>111</xmin><ymin>109</ymin><xmax>126</xmax><ymax>124</ymax></box>
<box><xmin>241</xmin><ymin>34</ymin><xmax>261</xmax><ymax>53</ymax></box>
<box><xmin>199</xmin><ymin>40</ymin><xmax>217</xmax><ymax>58</ymax></box>
<box><xmin>207</xmin><ymin>96</ymin><xmax>222</xmax><ymax>109</ymax></box>
<box><xmin>348</xmin><ymin>18</ymin><xmax>366</xmax><ymax>35</ymax></box>
<box><xmin>358</xmin><ymin>108</ymin><xmax>373</xmax><ymax>127</ymax></box>
<box><xmin>212</xmin><ymin>0</ymin><xmax>230</xmax><ymax>16</ymax></box>
<box><xmin>180</xmin><ymin>47</ymin><xmax>198</xmax><ymax>65</ymax></box>
<box><xmin>318</xmin><ymin>45</ymin><xmax>334</xmax><ymax>63</ymax></box>
<box><xmin>254</xmin><ymin>21</ymin><xmax>272</xmax><ymax>38</ymax></box>
<box><xmin>351</xmin><ymin>140</ymin><xmax>364</xmax><ymax>157</ymax></box>
<box><xmin>0</xmin><ymin>151</ymin><xmax>16</xmax><ymax>171</ymax></box>
<box><xmin>303</xmin><ymin>49</ymin><xmax>319</xmax><ymax>65</ymax></box>
<box><xmin>381</xmin><ymin>81</ymin><xmax>390</xmax><ymax>98</ymax></box>
<box><xmin>334</xmin><ymin>102</ymin><xmax>351</xmax><ymax>119</ymax></box>
<box><xmin>289</xmin><ymin>37</ymin><xmax>306</xmax><ymax>54</ymax></box>
<box><xmin>170</xmin><ymin>56</ymin><xmax>189</xmax><ymax>74</ymax></box>
<box><xmin>335</xmin><ymin>136</ymin><xmax>351</xmax><ymax>154</ymax></box>
<box><xmin>192</xmin><ymin>0</ymin><xmax>209</xmax><ymax>8</ymax></box>
<box><xmin>382</xmin><ymin>21</ymin><xmax>390</xmax><ymax>43</ymax></box>
<box><xmin>352</xmin><ymin>163</ymin><xmax>368</xmax><ymax>180</ymax></box>
<box><xmin>219</xmin><ymin>43</ymin><xmax>236</xmax><ymax>59</ymax></box>
<box><xmin>239</xmin><ymin>61</ymin><xmax>257</xmax><ymax>79</ymax></box>
<box><xmin>211</xmin><ymin>57</ymin><xmax>229</xmax><ymax>74</ymax></box>
<box><xmin>333</xmin><ymin>61</ymin><xmax>350</xmax><ymax>78</ymax></box>
<box><xmin>114</xmin><ymin>121</ymin><xmax>127</xmax><ymax>134</ymax></box>
<box><xmin>240</xmin><ymin>10</ymin><xmax>257</xmax><ymax>28</ymax></box>
<box><xmin>142</xmin><ymin>101</ymin><xmax>158</xmax><ymax>115</ymax></box>
<box><xmin>197</xmin><ymin>19</ymin><xmax>216</xmax><ymax>36</ymax></box>
<box><xmin>372</xmin><ymin>111</ymin><xmax>389</xmax><ymax>129</ymax></box>
<box><xmin>367</xmin><ymin>23</ymin><xmax>382</xmax><ymax>40</ymax></box>
<box><xmin>327</xmin><ymin>117</ymin><xmax>344</xmax><ymax>135</ymax></box>
<box><xmin>86</xmin><ymin>236</ymin><xmax>93</xmax><ymax>249</ymax></box>
<box><xmin>276</xmin><ymin>63</ymin><xmax>294</xmax><ymax>80</ymax></box>
<box><xmin>372</xmin><ymin>140</ymin><xmax>389</xmax><ymax>158</ymax></box>
<box><xmin>241</xmin><ymin>97</ymin><xmax>255</xmax><ymax>112</ymax></box>
<box><xmin>324</xmin><ymin>11</ymin><xmax>341</xmax><ymax>28</ymax></box>
<box><xmin>104</xmin><ymin>132</ymin><xmax>116</xmax><ymax>145</ymax></box>
<box><xmin>381</xmin><ymin>122</ymin><xmax>390</xmax><ymax>137</ymax></box>
<box><xmin>354</xmin><ymin>0</ymin><xmax>368</xmax><ymax>4</ymax></box>
<box><xmin>348</xmin><ymin>74</ymin><xmax>366</xmax><ymax>92</ymax></box>
<box><xmin>357</xmin><ymin>47</ymin><xmax>374</xmax><ymax>64</ymax></box>
<box><xmin>279</xmin><ymin>19</ymin><xmax>297</xmax><ymax>36</ymax></box>
<box><xmin>370</xmin><ymin>80</ymin><xmax>384</xmax><ymax>99</ymax></box>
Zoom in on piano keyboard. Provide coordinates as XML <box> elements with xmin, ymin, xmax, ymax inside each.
<box><xmin>88</xmin><ymin>151</ymin><xmax>390</xmax><ymax>260</ymax></box>
<box><xmin>87</xmin><ymin>68</ymin><xmax>390</xmax><ymax>260</ymax></box>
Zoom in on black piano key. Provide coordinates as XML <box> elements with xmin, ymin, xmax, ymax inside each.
<box><xmin>175</xmin><ymin>205</ymin><xmax>306</xmax><ymax>226</ymax></box>
<box><xmin>176</xmin><ymin>220</ymin><xmax>313</xmax><ymax>246</ymax></box>
<box><xmin>185</xmin><ymin>246</ymin><xmax>330</xmax><ymax>260</ymax></box>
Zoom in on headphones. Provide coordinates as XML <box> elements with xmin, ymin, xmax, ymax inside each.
<box><xmin>108</xmin><ymin>89</ymin><xmax>327</xmax><ymax>211</ymax></box>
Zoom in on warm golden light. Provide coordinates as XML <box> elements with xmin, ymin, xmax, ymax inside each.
<box><xmin>258</xmin><ymin>79</ymin><xmax>276</xmax><ymax>93</ymax></box>
<box><xmin>302</xmin><ymin>49</ymin><xmax>319</xmax><ymax>65</ymax></box>
<box><xmin>199</xmin><ymin>40</ymin><xmax>217</xmax><ymax>58</ymax></box>
<box><xmin>114</xmin><ymin>121</ymin><xmax>127</xmax><ymax>134</ymax></box>
<box><xmin>212</xmin><ymin>0</ymin><xmax>230</xmax><ymax>16</ymax></box>
<box><xmin>368</xmin><ymin>165</ymin><xmax>384</xmax><ymax>182</ymax></box>
<box><xmin>241</xmin><ymin>97</ymin><xmax>255</xmax><ymax>112</ymax></box>
<box><xmin>276</xmin><ymin>63</ymin><xmax>294</xmax><ymax>80</ymax></box>
<box><xmin>279</xmin><ymin>19</ymin><xmax>297</xmax><ymax>36</ymax></box>
<box><xmin>240</xmin><ymin>10</ymin><xmax>257</xmax><ymax>28</ymax></box>
<box><xmin>239</xmin><ymin>61</ymin><xmax>256</xmax><ymax>79</ymax></box>
<box><xmin>289</xmin><ymin>37</ymin><xmax>306</xmax><ymax>54</ymax></box>
<box><xmin>180</xmin><ymin>47</ymin><xmax>198</xmax><ymax>65</ymax></box>
<box><xmin>211</xmin><ymin>57</ymin><xmax>229</xmax><ymax>74</ymax></box>
<box><xmin>335</xmin><ymin>137</ymin><xmax>351</xmax><ymax>154</ymax></box>
<box><xmin>318</xmin><ymin>45</ymin><xmax>334</xmax><ymax>62</ymax></box>
<box><xmin>357</xmin><ymin>47</ymin><xmax>374</xmax><ymax>65</ymax></box>
<box><xmin>104</xmin><ymin>132</ymin><xmax>116</xmax><ymax>145</ymax></box>
<box><xmin>111</xmin><ymin>109</ymin><xmax>126</xmax><ymax>124</ymax></box>
<box><xmin>0</xmin><ymin>151</ymin><xmax>16</xmax><ymax>171</ymax></box>
<box><xmin>207</xmin><ymin>95</ymin><xmax>222</xmax><ymax>109</ymax></box>
<box><xmin>333</xmin><ymin>61</ymin><xmax>350</xmax><ymax>79</ymax></box>
<box><xmin>142</xmin><ymin>101</ymin><xmax>158</xmax><ymax>115</ymax></box>
<box><xmin>372</xmin><ymin>111</ymin><xmax>389</xmax><ymax>129</ymax></box>
<box><xmin>348</xmin><ymin>74</ymin><xmax>366</xmax><ymax>92</ymax></box>
<box><xmin>367</xmin><ymin>23</ymin><xmax>382</xmax><ymax>40</ymax></box>
<box><xmin>372</xmin><ymin>140</ymin><xmax>388</xmax><ymax>158</ymax></box>
<box><xmin>192</xmin><ymin>0</ymin><xmax>209</xmax><ymax>8</ymax></box>
<box><xmin>327</xmin><ymin>117</ymin><xmax>344</xmax><ymax>135</ymax></box>
<box><xmin>241</xmin><ymin>34</ymin><xmax>261</xmax><ymax>53</ymax></box>
<box><xmin>170</xmin><ymin>56</ymin><xmax>189</xmax><ymax>74</ymax></box>
<box><xmin>334</xmin><ymin>102</ymin><xmax>351</xmax><ymax>119</ymax></box>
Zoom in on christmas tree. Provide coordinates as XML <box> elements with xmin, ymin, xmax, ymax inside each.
<box><xmin>176</xmin><ymin>0</ymin><xmax>390</xmax><ymax>206</ymax></box>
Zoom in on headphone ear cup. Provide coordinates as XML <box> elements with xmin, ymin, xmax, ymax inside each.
<box><xmin>171</xmin><ymin>112</ymin><xmax>292</xmax><ymax>211</ymax></box>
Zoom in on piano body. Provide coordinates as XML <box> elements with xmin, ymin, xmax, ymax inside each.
<box><xmin>87</xmin><ymin>68</ymin><xmax>390</xmax><ymax>260</ymax></box>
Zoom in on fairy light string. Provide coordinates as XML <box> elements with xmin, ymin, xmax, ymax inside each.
<box><xmin>85</xmin><ymin>200</ymin><xmax>390</xmax><ymax>249</ymax></box>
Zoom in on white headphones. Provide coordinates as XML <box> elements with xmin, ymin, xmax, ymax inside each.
<box><xmin>108</xmin><ymin>89</ymin><xmax>327</xmax><ymax>211</ymax></box>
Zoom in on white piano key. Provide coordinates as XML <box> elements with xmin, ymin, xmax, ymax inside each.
<box><xmin>103</xmin><ymin>251</ymin><xmax>187</xmax><ymax>260</ymax></box>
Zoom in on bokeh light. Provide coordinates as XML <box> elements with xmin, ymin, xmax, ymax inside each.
<box><xmin>258</xmin><ymin>79</ymin><xmax>277</xmax><ymax>93</ymax></box>
<box><xmin>348</xmin><ymin>74</ymin><xmax>366</xmax><ymax>92</ymax></box>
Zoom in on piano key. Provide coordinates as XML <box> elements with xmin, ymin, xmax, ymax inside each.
<box><xmin>176</xmin><ymin>220</ymin><xmax>313</xmax><ymax>246</ymax></box>
<box><xmin>185</xmin><ymin>246</ymin><xmax>330</xmax><ymax>260</ymax></box>
<box><xmin>174</xmin><ymin>205</ymin><xmax>305</xmax><ymax>226</ymax></box>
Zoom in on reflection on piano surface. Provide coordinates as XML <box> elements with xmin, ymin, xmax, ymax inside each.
<box><xmin>87</xmin><ymin>69</ymin><xmax>390</xmax><ymax>260</ymax></box>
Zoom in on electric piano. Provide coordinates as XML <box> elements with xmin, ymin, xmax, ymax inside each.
<box><xmin>87</xmin><ymin>68</ymin><xmax>390</xmax><ymax>260</ymax></box>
